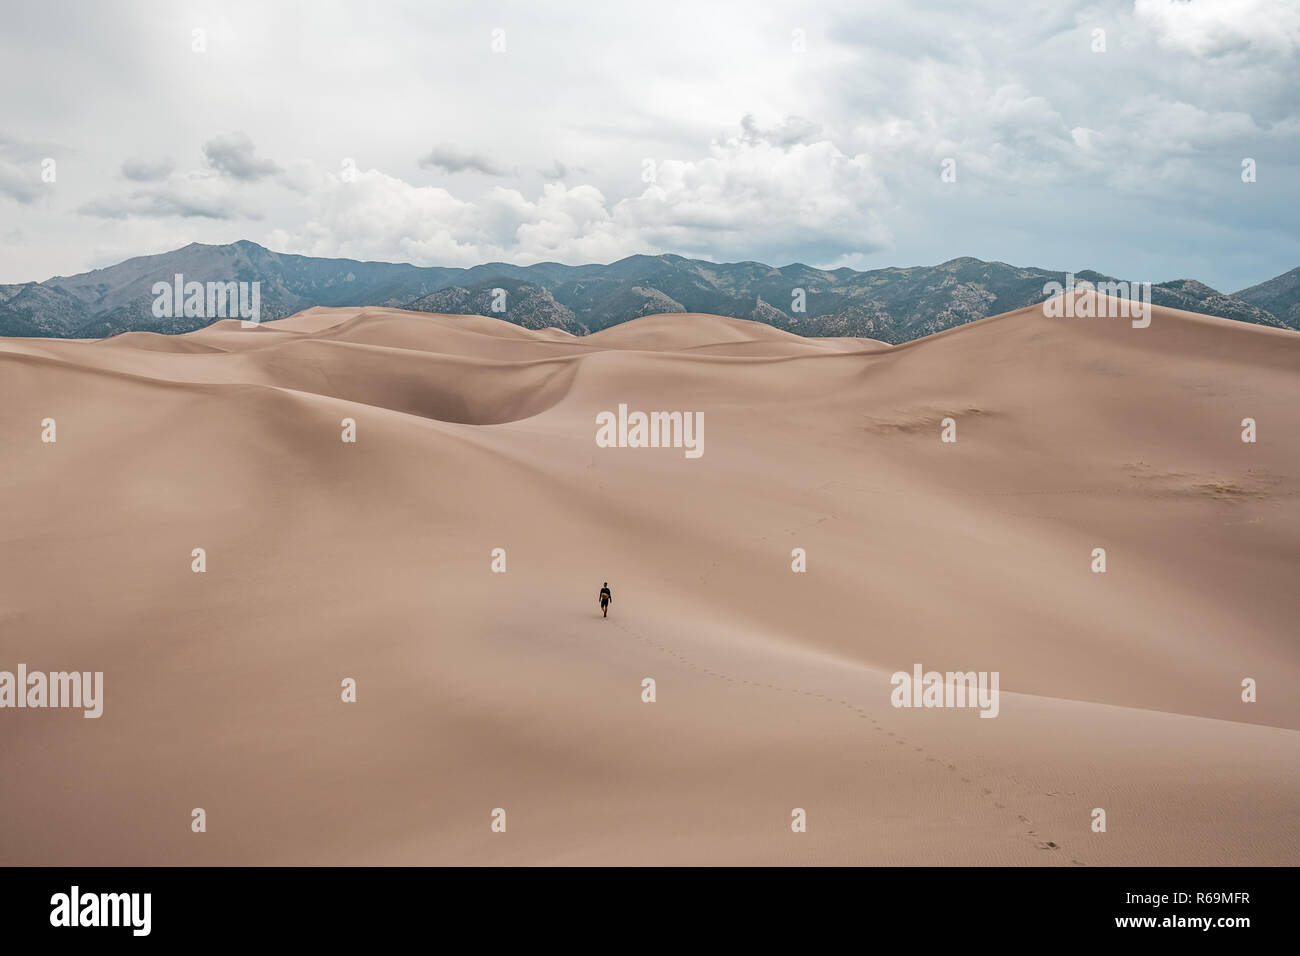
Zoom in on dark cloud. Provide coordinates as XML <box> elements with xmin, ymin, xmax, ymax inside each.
<box><xmin>419</xmin><ymin>143</ymin><xmax>505</xmax><ymax>176</ymax></box>
<box><xmin>0</xmin><ymin>160</ymin><xmax>42</xmax><ymax>203</ymax></box>
<box><xmin>0</xmin><ymin>133</ymin><xmax>54</xmax><ymax>203</ymax></box>
<box><xmin>79</xmin><ymin>182</ymin><xmax>256</xmax><ymax>220</ymax></box>
<box><xmin>121</xmin><ymin>157</ymin><xmax>175</xmax><ymax>182</ymax></box>
<box><xmin>538</xmin><ymin>159</ymin><xmax>588</xmax><ymax>180</ymax></box>
<box><xmin>539</xmin><ymin>159</ymin><xmax>569</xmax><ymax>180</ymax></box>
<box><xmin>739</xmin><ymin>114</ymin><xmax>823</xmax><ymax>147</ymax></box>
<box><xmin>203</xmin><ymin>132</ymin><xmax>280</xmax><ymax>181</ymax></box>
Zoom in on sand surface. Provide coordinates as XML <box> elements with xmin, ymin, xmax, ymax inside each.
<box><xmin>2</xmin><ymin>296</ymin><xmax>1297</xmax><ymax>865</ymax></box>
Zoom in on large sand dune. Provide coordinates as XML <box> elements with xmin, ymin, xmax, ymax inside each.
<box><xmin>1</xmin><ymin>296</ymin><xmax>1297</xmax><ymax>865</ymax></box>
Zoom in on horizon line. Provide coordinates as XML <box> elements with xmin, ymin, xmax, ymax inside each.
<box><xmin>29</xmin><ymin>239</ymin><xmax>1292</xmax><ymax>296</ymax></box>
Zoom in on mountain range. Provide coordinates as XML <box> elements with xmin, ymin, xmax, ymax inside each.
<box><xmin>2</xmin><ymin>239</ymin><xmax>1297</xmax><ymax>341</ymax></box>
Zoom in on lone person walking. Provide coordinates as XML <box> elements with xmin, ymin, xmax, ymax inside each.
<box><xmin>598</xmin><ymin>582</ymin><xmax>612</xmax><ymax>618</ymax></box>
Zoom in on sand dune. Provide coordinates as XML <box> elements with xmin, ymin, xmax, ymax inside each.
<box><xmin>1</xmin><ymin>295</ymin><xmax>1297</xmax><ymax>865</ymax></box>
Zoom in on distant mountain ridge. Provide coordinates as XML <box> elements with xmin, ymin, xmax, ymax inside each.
<box><xmin>1</xmin><ymin>240</ymin><xmax>1296</xmax><ymax>341</ymax></box>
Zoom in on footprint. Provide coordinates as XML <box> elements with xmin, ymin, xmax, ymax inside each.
<box><xmin>981</xmin><ymin>788</ymin><xmax>992</xmax><ymax>795</ymax></box>
<box><xmin>1036</xmin><ymin>841</ymin><xmax>1059</xmax><ymax>850</ymax></box>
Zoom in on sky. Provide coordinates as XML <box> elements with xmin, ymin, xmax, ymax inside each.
<box><xmin>1</xmin><ymin>0</ymin><xmax>1298</xmax><ymax>291</ymax></box>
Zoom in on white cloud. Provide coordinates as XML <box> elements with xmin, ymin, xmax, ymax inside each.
<box><xmin>268</xmin><ymin>124</ymin><xmax>891</xmax><ymax>267</ymax></box>
<box><xmin>79</xmin><ymin>170</ymin><xmax>261</xmax><ymax>220</ymax></box>
<box><xmin>266</xmin><ymin>168</ymin><xmax>488</xmax><ymax>266</ymax></box>
<box><xmin>1070</xmin><ymin>126</ymin><xmax>1099</xmax><ymax>151</ymax></box>
<box><xmin>617</xmin><ymin>134</ymin><xmax>891</xmax><ymax>260</ymax></box>
<box><xmin>1135</xmin><ymin>0</ymin><xmax>1300</xmax><ymax>57</ymax></box>
<box><xmin>1119</xmin><ymin>96</ymin><xmax>1260</xmax><ymax>152</ymax></box>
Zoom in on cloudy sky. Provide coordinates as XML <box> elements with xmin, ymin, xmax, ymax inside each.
<box><xmin>1</xmin><ymin>0</ymin><xmax>1297</xmax><ymax>291</ymax></box>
